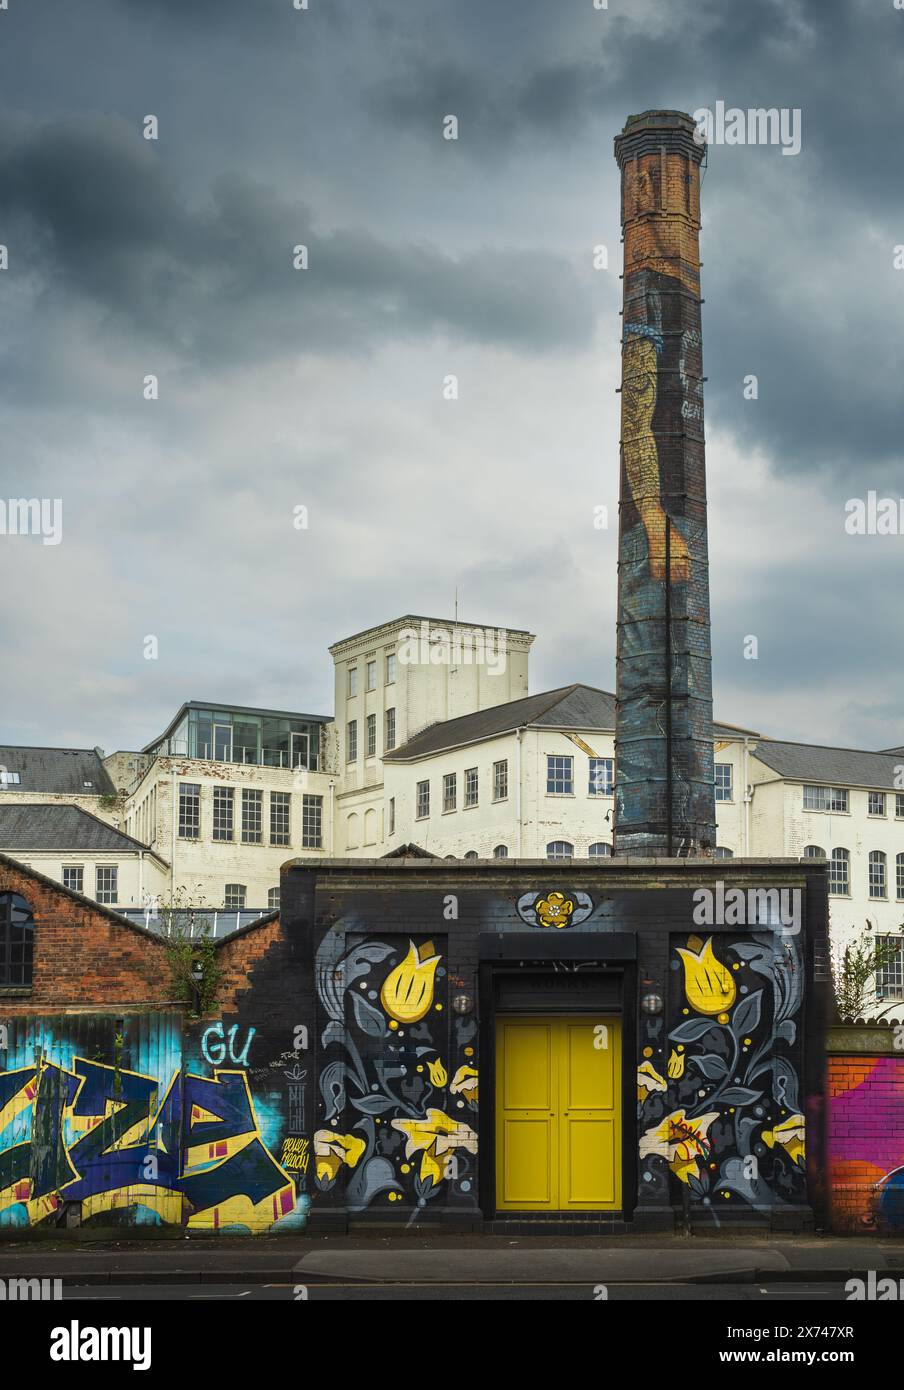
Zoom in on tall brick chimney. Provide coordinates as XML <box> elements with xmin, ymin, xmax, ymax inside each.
<box><xmin>612</xmin><ymin>111</ymin><xmax>715</xmax><ymax>857</ymax></box>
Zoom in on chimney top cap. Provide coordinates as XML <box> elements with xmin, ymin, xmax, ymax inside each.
<box><xmin>614</xmin><ymin>110</ymin><xmax>704</xmax><ymax>166</ymax></box>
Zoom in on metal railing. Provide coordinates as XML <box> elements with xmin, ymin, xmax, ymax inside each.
<box><xmin>119</xmin><ymin>907</ymin><xmax>274</xmax><ymax>940</ymax></box>
<box><xmin>165</xmin><ymin>741</ymin><xmax>318</xmax><ymax>771</ymax></box>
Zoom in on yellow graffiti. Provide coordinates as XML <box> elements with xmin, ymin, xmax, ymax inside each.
<box><xmin>621</xmin><ymin>334</ymin><xmax>690</xmax><ymax>583</ymax></box>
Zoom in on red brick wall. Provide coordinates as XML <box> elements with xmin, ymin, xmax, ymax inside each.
<box><xmin>0</xmin><ymin>857</ymin><xmax>178</xmax><ymax>1013</ymax></box>
<box><xmin>216</xmin><ymin>915</ymin><xmax>281</xmax><ymax>1014</ymax></box>
<box><xmin>828</xmin><ymin>1053</ymin><xmax>904</xmax><ymax>1234</ymax></box>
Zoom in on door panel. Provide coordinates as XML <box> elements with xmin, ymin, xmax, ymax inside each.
<box><xmin>496</xmin><ymin>1015</ymin><xmax>621</xmax><ymax>1211</ymax></box>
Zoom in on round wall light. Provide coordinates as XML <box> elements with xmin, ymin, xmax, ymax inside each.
<box><xmin>452</xmin><ymin>993</ymin><xmax>474</xmax><ymax>1016</ymax></box>
<box><xmin>640</xmin><ymin>991</ymin><xmax>664</xmax><ymax>1016</ymax></box>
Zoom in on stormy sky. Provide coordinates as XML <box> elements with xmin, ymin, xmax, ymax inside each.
<box><xmin>0</xmin><ymin>0</ymin><xmax>901</xmax><ymax>754</ymax></box>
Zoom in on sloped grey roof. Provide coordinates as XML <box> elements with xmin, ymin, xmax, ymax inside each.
<box><xmin>880</xmin><ymin>746</ymin><xmax>904</xmax><ymax>756</ymax></box>
<box><xmin>0</xmin><ymin>746</ymin><xmax>114</xmax><ymax>795</ymax></box>
<box><xmin>386</xmin><ymin>684</ymin><xmax>753</xmax><ymax>761</ymax></box>
<box><xmin>753</xmin><ymin>740</ymin><xmax>903</xmax><ymax>790</ymax></box>
<box><xmin>0</xmin><ymin>804</ymin><xmax>152</xmax><ymax>853</ymax></box>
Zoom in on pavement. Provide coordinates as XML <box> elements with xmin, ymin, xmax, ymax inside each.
<box><xmin>0</xmin><ymin>1233</ymin><xmax>902</xmax><ymax>1286</ymax></box>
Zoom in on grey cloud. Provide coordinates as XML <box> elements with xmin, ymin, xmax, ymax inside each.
<box><xmin>0</xmin><ymin>115</ymin><xmax>596</xmax><ymax>367</ymax></box>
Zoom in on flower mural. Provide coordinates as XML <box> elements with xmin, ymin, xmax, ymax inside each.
<box><xmin>450</xmin><ymin>1064</ymin><xmax>479</xmax><ymax>1105</ymax></box>
<box><xmin>315</xmin><ymin>931</ymin><xmax>478</xmax><ymax>1216</ymax></box>
<box><xmin>426</xmin><ymin>1058</ymin><xmax>448</xmax><ymax>1089</ymax></box>
<box><xmin>637</xmin><ymin>1060</ymin><xmax>666</xmax><ymax>1103</ymax></box>
<box><xmin>762</xmin><ymin>1114</ymin><xmax>805</xmax><ymax>1169</ymax></box>
<box><xmin>638</xmin><ymin>931</ymin><xmax>807</xmax><ymax>1218</ymax></box>
<box><xmin>314</xmin><ymin>1130</ymin><xmax>366</xmax><ymax>1187</ymax></box>
<box><xmin>516</xmin><ymin>889</ymin><xmax>594</xmax><ymax>929</ymax></box>
<box><xmin>676</xmin><ymin>935</ymin><xmax>736</xmax><ymax>1017</ymax></box>
<box><xmin>534</xmin><ymin>892</ymin><xmax>575</xmax><ymax>929</ymax></box>
<box><xmin>392</xmin><ymin>1110</ymin><xmax>478</xmax><ymax>1186</ymax></box>
<box><xmin>639</xmin><ymin>1109</ymin><xmax>718</xmax><ymax>1185</ymax></box>
<box><xmin>380</xmin><ymin>940</ymin><xmax>441</xmax><ymax>1025</ymax></box>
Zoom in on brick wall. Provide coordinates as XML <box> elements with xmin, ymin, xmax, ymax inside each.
<box><xmin>828</xmin><ymin>1051</ymin><xmax>904</xmax><ymax>1233</ymax></box>
<box><xmin>0</xmin><ymin>853</ymin><xmax>178</xmax><ymax>1013</ymax></box>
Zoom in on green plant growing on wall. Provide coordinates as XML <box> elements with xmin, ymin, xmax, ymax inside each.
<box><xmin>830</xmin><ymin>922</ymin><xmax>903</xmax><ymax>1022</ymax></box>
<box><xmin>160</xmin><ymin>885</ymin><xmax>221</xmax><ymax>1016</ymax></box>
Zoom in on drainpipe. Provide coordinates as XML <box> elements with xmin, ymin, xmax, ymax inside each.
<box><xmin>742</xmin><ymin>738</ymin><xmax>753</xmax><ymax>856</ymax></box>
<box><xmin>329</xmin><ymin>780</ymin><xmax>335</xmax><ymax>854</ymax></box>
<box><xmin>170</xmin><ymin>767</ymin><xmax>177</xmax><ymax>903</ymax></box>
<box><xmin>138</xmin><ymin>850</ymin><xmax>144</xmax><ymax>906</ymax></box>
<box><xmin>515</xmin><ymin>728</ymin><xmax>523</xmax><ymax>857</ymax></box>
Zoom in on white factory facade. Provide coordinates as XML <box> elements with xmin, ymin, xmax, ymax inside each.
<box><xmin>1</xmin><ymin>614</ymin><xmax>902</xmax><ymax>993</ymax></box>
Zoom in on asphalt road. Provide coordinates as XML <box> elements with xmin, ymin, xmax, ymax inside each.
<box><xmin>60</xmin><ymin>1281</ymin><xmax>849</xmax><ymax>1301</ymax></box>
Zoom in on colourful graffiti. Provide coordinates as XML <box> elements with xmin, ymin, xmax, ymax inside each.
<box><xmin>638</xmin><ymin>931</ymin><xmax>806</xmax><ymax>1219</ymax></box>
<box><xmin>829</xmin><ymin>1055</ymin><xmax>904</xmax><ymax>1233</ymax></box>
<box><xmin>0</xmin><ymin>1021</ymin><xmax>305</xmax><ymax>1233</ymax></box>
<box><xmin>315</xmin><ymin>932</ymin><xmax>478</xmax><ymax>1214</ymax></box>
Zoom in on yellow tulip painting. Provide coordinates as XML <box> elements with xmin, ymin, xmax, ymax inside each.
<box><xmin>380</xmin><ymin>940</ymin><xmax>441</xmax><ymax>1024</ymax></box>
<box><xmin>676</xmin><ymin>935</ymin><xmax>736</xmax><ymax>1016</ymax></box>
<box><xmin>313</xmin><ymin>1130</ymin><xmax>366</xmax><ymax>1186</ymax></box>
<box><xmin>449</xmin><ymin>1064</ymin><xmax>479</xmax><ymax>1105</ymax></box>
<box><xmin>426</xmin><ymin>1057</ymin><xmax>448</xmax><ymax>1088</ymax></box>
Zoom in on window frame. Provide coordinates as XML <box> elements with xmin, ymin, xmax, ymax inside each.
<box><xmin>442</xmin><ymin>772</ymin><xmax>457</xmax><ymax>813</ymax></box>
<box><xmin>588</xmin><ymin>757</ymin><xmax>614</xmax><ymax>797</ymax></box>
<box><xmin>546</xmin><ymin>840</ymin><xmax>574</xmax><ymax>860</ymax></box>
<box><xmin>347</xmin><ymin>720</ymin><xmax>358</xmax><ymax>762</ymax></box>
<box><xmin>95</xmin><ymin>865</ymin><xmax>119</xmax><ymax>905</ymax></box>
<box><xmin>0</xmin><ymin>892</ymin><xmax>34</xmax><ymax>989</ymax></box>
<box><xmin>241</xmin><ymin>787</ymin><xmax>263</xmax><ymax>844</ymax></box>
<box><xmin>212</xmin><ymin>785</ymin><xmax>234</xmax><ymax>842</ymax></box>
<box><xmin>62</xmin><ymin>865</ymin><xmax>84</xmax><ymax>893</ymax></box>
<box><xmin>715</xmin><ymin>763</ymin><xmax>733</xmax><ymax>803</ymax></box>
<box><xmin>366</xmin><ymin>713</ymin><xmax>377</xmax><ymax>758</ymax></box>
<box><xmin>416</xmin><ymin>779</ymin><xmax>430</xmax><ymax>820</ymax></box>
<box><xmin>493</xmin><ymin>759</ymin><xmax>508</xmax><ymax>802</ymax></box>
<box><xmin>869</xmin><ymin>849</ymin><xmax>888</xmax><ymax>900</ymax></box>
<box><xmin>546</xmin><ymin>755</ymin><xmax>574</xmax><ymax>796</ymax></box>
<box><xmin>302</xmin><ymin>793</ymin><xmax>323</xmax><ymax>849</ymax></box>
<box><xmin>270</xmin><ymin>790</ymin><xmax>290</xmax><ymax>847</ymax></box>
<box><xmin>464</xmin><ymin>767</ymin><xmax>479</xmax><ymax>808</ymax></box>
<box><xmin>178</xmin><ymin>782</ymin><xmax>202</xmax><ymax>840</ymax></box>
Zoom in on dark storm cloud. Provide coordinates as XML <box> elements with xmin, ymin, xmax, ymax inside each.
<box><xmin>0</xmin><ymin>0</ymin><xmax>901</xmax><ymax>751</ymax></box>
<box><xmin>0</xmin><ymin>114</ymin><xmax>596</xmax><ymax>364</ymax></box>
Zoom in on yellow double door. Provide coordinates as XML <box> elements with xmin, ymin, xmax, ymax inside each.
<box><xmin>496</xmin><ymin>1016</ymin><xmax>621</xmax><ymax>1211</ymax></box>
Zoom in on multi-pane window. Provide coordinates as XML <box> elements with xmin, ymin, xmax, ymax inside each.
<box><xmin>876</xmin><ymin>935</ymin><xmax>904</xmax><ymax>998</ymax></box>
<box><xmin>869</xmin><ymin>850</ymin><xmax>888</xmax><ymax>899</ymax></box>
<box><xmin>442</xmin><ymin>772</ymin><xmax>456</xmax><ymax>812</ymax></box>
<box><xmin>62</xmin><ymin>866</ymin><xmax>84</xmax><ymax>893</ymax></box>
<box><xmin>385</xmin><ymin>653</ymin><xmax>396</xmax><ymax>684</ymax></box>
<box><xmin>493</xmin><ymin>844</ymin><xmax>508</xmax><ymax>858</ymax></box>
<box><xmin>547</xmin><ymin>841</ymin><xmax>574</xmax><ymax>860</ymax></box>
<box><xmin>714</xmin><ymin>846</ymin><xmax>734</xmax><ymax>859</ymax></box>
<box><xmin>242</xmin><ymin>789</ymin><xmax>263</xmax><ymax>844</ymax></box>
<box><xmin>464</xmin><ymin>851</ymin><xmax>478</xmax><ymax>860</ymax></box>
<box><xmin>302</xmin><ymin>794</ymin><xmax>323</xmax><ymax>849</ymax></box>
<box><xmin>493</xmin><ymin>760</ymin><xmax>508</xmax><ymax>801</ymax></box>
<box><xmin>366</xmin><ymin>713</ymin><xmax>376</xmax><ymax>758</ymax></box>
<box><xmin>0</xmin><ymin>771</ymin><xmax>20</xmax><ymax>786</ymax></box>
<box><xmin>224</xmin><ymin>883</ymin><xmax>246</xmax><ymax>910</ymax></box>
<box><xmin>416</xmin><ymin>780</ymin><xmax>430</xmax><ymax>819</ymax></box>
<box><xmin>347</xmin><ymin>666</ymin><xmax>358</xmax><ymax>698</ymax></box>
<box><xmin>347</xmin><ymin>720</ymin><xmax>358</xmax><ymax>762</ymax></box>
<box><xmin>803</xmin><ymin>844</ymin><xmax>826</xmax><ymax>859</ymax></box>
<box><xmin>213</xmin><ymin>786</ymin><xmax>234</xmax><ymax>841</ymax></box>
<box><xmin>829</xmin><ymin>847</ymin><xmax>850</xmax><ymax>895</ymax></box>
<box><xmin>268</xmin><ymin>887</ymin><xmax>280</xmax><ymax>911</ymax></box>
<box><xmin>715</xmin><ymin>764</ymin><xmax>733</xmax><ymax>802</ymax></box>
<box><xmin>366</xmin><ymin>659</ymin><xmax>377</xmax><ymax>691</ymax></box>
<box><xmin>897</xmin><ymin>853</ymin><xmax>904</xmax><ymax>901</ymax></box>
<box><xmin>96</xmin><ymin>866</ymin><xmax>118</xmax><ymax>904</ymax></box>
<box><xmin>270</xmin><ymin>791</ymin><xmax>290</xmax><ymax>846</ymax></box>
<box><xmin>0</xmin><ymin>893</ymin><xmax>34</xmax><ymax>987</ymax></box>
<box><xmin>385</xmin><ymin>708</ymin><xmax>396</xmax><ymax>751</ymax></box>
<box><xmin>178</xmin><ymin>782</ymin><xmax>201</xmax><ymax>839</ymax></box>
<box><xmin>465</xmin><ymin>767</ymin><xmax>479</xmax><ymax>808</ymax></box>
<box><xmin>589</xmin><ymin>842</ymin><xmax>612</xmax><ymax>858</ymax></box>
<box><xmin>589</xmin><ymin>758</ymin><xmax>614</xmax><ymax>796</ymax></box>
<box><xmin>897</xmin><ymin>793</ymin><xmax>904</xmax><ymax>820</ymax></box>
<box><xmin>869</xmin><ymin>791</ymin><xmax>887</xmax><ymax>816</ymax></box>
<box><xmin>803</xmin><ymin>785</ymin><xmax>849</xmax><ymax>813</ymax></box>
<box><xmin>388</xmin><ymin>797</ymin><xmax>395</xmax><ymax>836</ymax></box>
<box><xmin>547</xmin><ymin>755</ymin><xmax>573</xmax><ymax>795</ymax></box>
